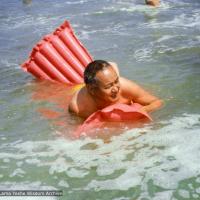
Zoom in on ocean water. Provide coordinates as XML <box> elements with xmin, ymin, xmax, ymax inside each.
<box><xmin>0</xmin><ymin>0</ymin><xmax>200</xmax><ymax>199</ymax></box>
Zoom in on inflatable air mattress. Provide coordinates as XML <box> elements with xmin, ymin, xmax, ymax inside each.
<box><xmin>21</xmin><ymin>21</ymin><xmax>92</xmax><ymax>84</ymax></box>
<box><xmin>75</xmin><ymin>103</ymin><xmax>152</xmax><ymax>137</ymax></box>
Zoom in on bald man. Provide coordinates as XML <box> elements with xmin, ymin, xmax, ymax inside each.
<box><xmin>69</xmin><ymin>60</ymin><xmax>163</xmax><ymax>118</ymax></box>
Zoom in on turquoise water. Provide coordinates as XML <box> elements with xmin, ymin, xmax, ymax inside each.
<box><xmin>0</xmin><ymin>0</ymin><xmax>200</xmax><ymax>199</ymax></box>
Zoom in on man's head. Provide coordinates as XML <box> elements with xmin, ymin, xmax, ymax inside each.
<box><xmin>145</xmin><ymin>0</ymin><xmax>160</xmax><ymax>6</ymax></box>
<box><xmin>84</xmin><ymin>60</ymin><xmax>110</xmax><ymax>85</ymax></box>
<box><xmin>84</xmin><ymin>60</ymin><xmax>120</xmax><ymax>103</ymax></box>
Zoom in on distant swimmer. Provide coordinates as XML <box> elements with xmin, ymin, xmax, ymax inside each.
<box><xmin>145</xmin><ymin>0</ymin><xmax>160</xmax><ymax>7</ymax></box>
<box><xmin>22</xmin><ymin>0</ymin><xmax>32</xmax><ymax>4</ymax></box>
<box><xmin>69</xmin><ymin>60</ymin><xmax>163</xmax><ymax>118</ymax></box>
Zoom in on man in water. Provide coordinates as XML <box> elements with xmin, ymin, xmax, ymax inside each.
<box><xmin>69</xmin><ymin>60</ymin><xmax>163</xmax><ymax>118</ymax></box>
<box><xmin>145</xmin><ymin>0</ymin><xmax>160</xmax><ymax>7</ymax></box>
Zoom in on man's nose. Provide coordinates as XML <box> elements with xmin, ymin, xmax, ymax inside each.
<box><xmin>111</xmin><ymin>85</ymin><xmax>119</xmax><ymax>93</ymax></box>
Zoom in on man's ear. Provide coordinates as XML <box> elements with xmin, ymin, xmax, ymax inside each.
<box><xmin>86</xmin><ymin>84</ymin><xmax>96</xmax><ymax>95</ymax></box>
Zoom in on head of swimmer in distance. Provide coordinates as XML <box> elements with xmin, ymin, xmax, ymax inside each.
<box><xmin>84</xmin><ymin>60</ymin><xmax>121</xmax><ymax>103</ymax></box>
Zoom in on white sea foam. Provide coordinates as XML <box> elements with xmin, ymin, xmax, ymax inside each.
<box><xmin>133</xmin><ymin>48</ymin><xmax>154</xmax><ymax>62</ymax></box>
<box><xmin>156</xmin><ymin>35</ymin><xmax>176</xmax><ymax>43</ymax></box>
<box><xmin>58</xmin><ymin>180</ymin><xmax>69</xmax><ymax>188</ymax></box>
<box><xmin>84</xmin><ymin>114</ymin><xmax>200</xmax><ymax>192</ymax></box>
<box><xmin>0</xmin><ymin>114</ymin><xmax>200</xmax><ymax>198</ymax></box>
<box><xmin>2</xmin><ymin>14</ymin><xmax>62</xmax><ymax>33</ymax></box>
<box><xmin>9</xmin><ymin>168</ymin><xmax>26</xmax><ymax>178</ymax></box>
<box><xmin>148</xmin><ymin>12</ymin><xmax>200</xmax><ymax>29</ymax></box>
<box><xmin>178</xmin><ymin>189</ymin><xmax>190</xmax><ymax>198</ymax></box>
<box><xmin>62</xmin><ymin>0</ymin><xmax>90</xmax><ymax>5</ymax></box>
<box><xmin>133</xmin><ymin>34</ymin><xmax>200</xmax><ymax>61</ymax></box>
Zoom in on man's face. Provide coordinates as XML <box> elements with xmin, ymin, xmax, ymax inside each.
<box><xmin>93</xmin><ymin>66</ymin><xmax>120</xmax><ymax>103</ymax></box>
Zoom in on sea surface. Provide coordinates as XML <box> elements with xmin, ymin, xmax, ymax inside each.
<box><xmin>0</xmin><ymin>0</ymin><xmax>200</xmax><ymax>199</ymax></box>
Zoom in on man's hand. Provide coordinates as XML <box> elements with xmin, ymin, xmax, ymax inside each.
<box><xmin>138</xmin><ymin>99</ymin><xmax>163</xmax><ymax>113</ymax></box>
<box><xmin>138</xmin><ymin>106</ymin><xmax>147</xmax><ymax>114</ymax></box>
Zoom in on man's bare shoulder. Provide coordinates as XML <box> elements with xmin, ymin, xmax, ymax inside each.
<box><xmin>119</xmin><ymin>77</ymin><xmax>163</xmax><ymax>112</ymax></box>
<box><xmin>119</xmin><ymin>77</ymin><xmax>155</xmax><ymax>101</ymax></box>
<box><xmin>68</xmin><ymin>90</ymin><xmax>79</xmax><ymax>114</ymax></box>
<box><xmin>119</xmin><ymin>77</ymin><xmax>140</xmax><ymax>97</ymax></box>
<box><xmin>68</xmin><ymin>87</ymin><xmax>97</xmax><ymax>118</ymax></box>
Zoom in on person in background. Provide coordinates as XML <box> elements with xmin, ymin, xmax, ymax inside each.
<box><xmin>22</xmin><ymin>0</ymin><xmax>32</xmax><ymax>5</ymax></box>
<box><xmin>145</xmin><ymin>0</ymin><xmax>160</xmax><ymax>7</ymax></box>
<box><xmin>69</xmin><ymin>60</ymin><xmax>163</xmax><ymax>118</ymax></box>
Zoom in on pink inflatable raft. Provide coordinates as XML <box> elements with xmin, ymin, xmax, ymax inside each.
<box><xmin>74</xmin><ymin>103</ymin><xmax>152</xmax><ymax>137</ymax></box>
<box><xmin>21</xmin><ymin>20</ymin><xmax>92</xmax><ymax>84</ymax></box>
<box><xmin>21</xmin><ymin>21</ymin><xmax>152</xmax><ymax>137</ymax></box>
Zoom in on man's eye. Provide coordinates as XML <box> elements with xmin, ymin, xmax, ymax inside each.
<box><xmin>115</xmin><ymin>79</ymin><xmax>119</xmax><ymax>84</ymax></box>
<box><xmin>104</xmin><ymin>85</ymin><xmax>111</xmax><ymax>89</ymax></box>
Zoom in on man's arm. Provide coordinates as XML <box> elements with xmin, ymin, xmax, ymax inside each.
<box><xmin>68</xmin><ymin>91</ymin><xmax>79</xmax><ymax>115</ymax></box>
<box><xmin>68</xmin><ymin>95</ymin><xmax>89</xmax><ymax>118</ymax></box>
<box><xmin>120</xmin><ymin>77</ymin><xmax>163</xmax><ymax>113</ymax></box>
<box><xmin>68</xmin><ymin>88</ymin><xmax>96</xmax><ymax>118</ymax></box>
